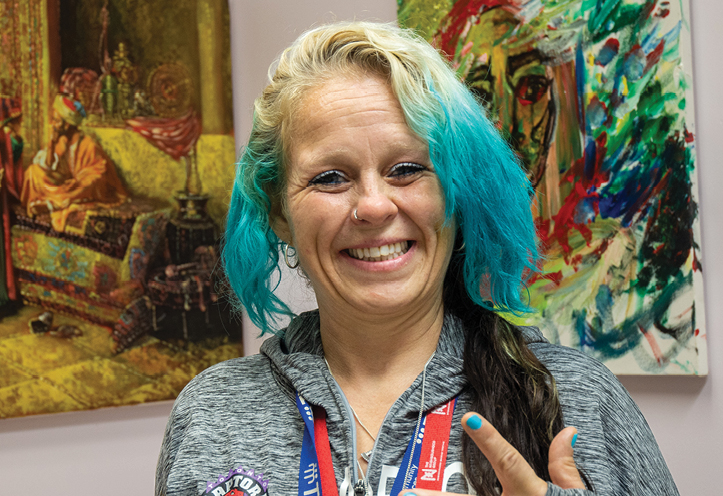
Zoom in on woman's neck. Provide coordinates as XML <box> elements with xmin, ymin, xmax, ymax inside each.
<box><xmin>318</xmin><ymin>298</ymin><xmax>445</xmax><ymax>393</ymax></box>
<box><xmin>318</xmin><ymin>298</ymin><xmax>445</xmax><ymax>467</ymax></box>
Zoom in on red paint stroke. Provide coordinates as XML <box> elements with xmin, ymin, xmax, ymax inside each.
<box><xmin>695</xmin><ymin>328</ymin><xmax>700</xmax><ymax>336</ymax></box>
<box><xmin>569</xmin><ymin>253</ymin><xmax>583</xmax><ymax>267</ymax></box>
<box><xmin>591</xmin><ymin>237</ymin><xmax>611</xmax><ymax>258</ymax></box>
<box><xmin>633</xmin><ymin>168</ymin><xmax>670</xmax><ymax>226</ymax></box>
<box><xmin>528</xmin><ymin>269</ymin><xmax>563</xmax><ymax>286</ymax></box>
<box><xmin>645</xmin><ymin>39</ymin><xmax>665</xmax><ymax>74</ymax></box>
<box><xmin>535</xmin><ymin>218</ymin><xmax>553</xmax><ymax>252</ymax></box>
<box><xmin>685</xmin><ymin>127</ymin><xmax>695</xmax><ymax>143</ymax></box>
<box><xmin>693</xmin><ymin>248</ymin><xmax>702</xmax><ymax>272</ymax></box>
<box><xmin>642</xmin><ymin>0</ymin><xmax>657</xmax><ymax>20</ymax></box>
<box><xmin>435</xmin><ymin>0</ymin><xmax>521</xmax><ymax>59</ymax></box>
<box><xmin>538</xmin><ymin>134</ymin><xmax>609</xmax><ymax>260</ymax></box>
<box><xmin>657</xmin><ymin>8</ymin><xmax>670</xmax><ymax>18</ymax></box>
<box><xmin>639</xmin><ymin>324</ymin><xmax>664</xmax><ymax>366</ymax></box>
<box><xmin>524</xmin><ymin>232</ymin><xmax>560</xmax><ymax>286</ymax></box>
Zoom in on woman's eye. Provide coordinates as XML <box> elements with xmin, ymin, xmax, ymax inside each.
<box><xmin>389</xmin><ymin>162</ymin><xmax>426</xmax><ymax>178</ymax></box>
<box><xmin>307</xmin><ymin>170</ymin><xmax>347</xmax><ymax>187</ymax></box>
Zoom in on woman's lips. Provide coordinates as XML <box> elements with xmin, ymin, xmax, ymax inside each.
<box><xmin>345</xmin><ymin>241</ymin><xmax>413</xmax><ymax>262</ymax></box>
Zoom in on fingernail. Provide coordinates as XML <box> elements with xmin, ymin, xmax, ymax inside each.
<box><xmin>571</xmin><ymin>433</ymin><xmax>578</xmax><ymax>447</ymax></box>
<box><xmin>466</xmin><ymin>414</ymin><xmax>483</xmax><ymax>430</ymax></box>
<box><xmin>402</xmin><ymin>493</ymin><xmax>417</xmax><ymax>496</ymax></box>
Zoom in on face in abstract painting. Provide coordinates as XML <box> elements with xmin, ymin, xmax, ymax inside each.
<box><xmin>449</xmin><ymin>7</ymin><xmax>555</xmax><ymax>187</ymax></box>
<box><xmin>400</xmin><ymin>0</ymin><xmax>706</xmax><ymax>374</ymax></box>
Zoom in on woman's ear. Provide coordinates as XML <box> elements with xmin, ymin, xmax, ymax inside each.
<box><xmin>270</xmin><ymin>204</ymin><xmax>293</xmax><ymax>245</ymax></box>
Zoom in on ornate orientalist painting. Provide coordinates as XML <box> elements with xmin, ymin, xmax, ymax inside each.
<box><xmin>399</xmin><ymin>0</ymin><xmax>706</xmax><ymax>374</ymax></box>
<box><xmin>0</xmin><ymin>0</ymin><xmax>241</xmax><ymax>418</ymax></box>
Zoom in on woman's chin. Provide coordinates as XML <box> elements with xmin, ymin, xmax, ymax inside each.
<box><xmin>332</xmin><ymin>279</ymin><xmax>438</xmax><ymax>318</ymax></box>
<box><xmin>341</xmin><ymin>294</ymin><xmax>420</xmax><ymax>318</ymax></box>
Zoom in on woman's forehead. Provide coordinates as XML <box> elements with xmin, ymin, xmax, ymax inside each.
<box><xmin>288</xmin><ymin>76</ymin><xmax>426</xmax><ymax>166</ymax></box>
<box><xmin>288</xmin><ymin>75</ymin><xmax>400</xmax><ymax>143</ymax></box>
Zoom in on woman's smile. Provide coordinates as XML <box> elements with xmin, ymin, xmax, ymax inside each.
<box><xmin>345</xmin><ymin>240</ymin><xmax>413</xmax><ymax>262</ymax></box>
<box><xmin>340</xmin><ymin>240</ymin><xmax>418</xmax><ymax>275</ymax></box>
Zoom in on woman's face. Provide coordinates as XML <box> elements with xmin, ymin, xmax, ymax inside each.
<box><xmin>272</xmin><ymin>74</ymin><xmax>455</xmax><ymax>317</ymax></box>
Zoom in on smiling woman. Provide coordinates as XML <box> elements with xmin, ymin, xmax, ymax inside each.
<box><xmin>156</xmin><ymin>22</ymin><xmax>678</xmax><ymax>496</ymax></box>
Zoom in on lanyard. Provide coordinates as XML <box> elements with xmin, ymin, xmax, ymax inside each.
<box><xmin>296</xmin><ymin>393</ymin><xmax>457</xmax><ymax>496</ymax></box>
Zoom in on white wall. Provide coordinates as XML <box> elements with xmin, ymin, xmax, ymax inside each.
<box><xmin>1</xmin><ymin>1</ymin><xmax>721</xmax><ymax>494</ymax></box>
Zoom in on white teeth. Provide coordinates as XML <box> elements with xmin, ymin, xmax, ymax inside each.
<box><xmin>348</xmin><ymin>241</ymin><xmax>410</xmax><ymax>261</ymax></box>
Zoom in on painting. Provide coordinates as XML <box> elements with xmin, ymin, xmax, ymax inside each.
<box><xmin>0</xmin><ymin>0</ymin><xmax>242</xmax><ymax>418</ymax></box>
<box><xmin>399</xmin><ymin>0</ymin><xmax>706</xmax><ymax>375</ymax></box>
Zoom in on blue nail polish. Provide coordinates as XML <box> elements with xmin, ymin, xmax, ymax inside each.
<box><xmin>571</xmin><ymin>433</ymin><xmax>578</xmax><ymax>447</ymax></box>
<box><xmin>403</xmin><ymin>493</ymin><xmax>417</xmax><ymax>496</ymax></box>
<box><xmin>466</xmin><ymin>414</ymin><xmax>483</xmax><ymax>430</ymax></box>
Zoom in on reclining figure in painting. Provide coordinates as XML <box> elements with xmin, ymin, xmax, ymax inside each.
<box><xmin>21</xmin><ymin>94</ymin><xmax>128</xmax><ymax>232</ymax></box>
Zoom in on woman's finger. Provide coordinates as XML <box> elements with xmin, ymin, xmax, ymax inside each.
<box><xmin>548</xmin><ymin>427</ymin><xmax>585</xmax><ymax>490</ymax></box>
<box><xmin>461</xmin><ymin>411</ymin><xmax>548</xmax><ymax>496</ymax></box>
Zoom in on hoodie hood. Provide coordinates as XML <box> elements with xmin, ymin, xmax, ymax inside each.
<box><xmin>517</xmin><ymin>324</ymin><xmax>550</xmax><ymax>345</ymax></box>
<box><xmin>259</xmin><ymin>310</ymin><xmax>551</xmax><ymax>414</ymax></box>
<box><xmin>259</xmin><ymin>309</ymin><xmax>470</xmax><ymax>417</ymax></box>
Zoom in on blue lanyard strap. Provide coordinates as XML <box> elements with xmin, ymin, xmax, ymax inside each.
<box><xmin>297</xmin><ymin>393</ymin><xmax>323</xmax><ymax>496</ymax></box>
<box><xmin>390</xmin><ymin>413</ymin><xmax>428</xmax><ymax>496</ymax></box>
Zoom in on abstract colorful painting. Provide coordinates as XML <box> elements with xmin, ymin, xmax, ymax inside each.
<box><xmin>399</xmin><ymin>0</ymin><xmax>706</xmax><ymax>374</ymax></box>
<box><xmin>0</xmin><ymin>0</ymin><xmax>242</xmax><ymax>418</ymax></box>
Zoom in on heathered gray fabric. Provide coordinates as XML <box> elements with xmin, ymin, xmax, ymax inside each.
<box><xmin>156</xmin><ymin>310</ymin><xmax>679</xmax><ymax>496</ymax></box>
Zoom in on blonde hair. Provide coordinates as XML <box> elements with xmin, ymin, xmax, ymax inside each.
<box><xmin>253</xmin><ymin>22</ymin><xmax>460</xmax><ymax>191</ymax></box>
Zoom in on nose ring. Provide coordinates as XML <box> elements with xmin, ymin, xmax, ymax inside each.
<box><xmin>353</xmin><ymin>209</ymin><xmax>361</xmax><ymax>221</ymax></box>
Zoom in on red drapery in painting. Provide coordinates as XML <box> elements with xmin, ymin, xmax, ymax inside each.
<box><xmin>125</xmin><ymin>110</ymin><xmax>201</xmax><ymax>160</ymax></box>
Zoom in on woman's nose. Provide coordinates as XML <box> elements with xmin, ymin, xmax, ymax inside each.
<box><xmin>352</xmin><ymin>181</ymin><xmax>398</xmax><ymax>225</ymax></box>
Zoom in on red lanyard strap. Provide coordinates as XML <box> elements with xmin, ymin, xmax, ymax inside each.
<box><xmin>415</xmin><ymin>399</ymin><xmax>456</xmax><ymax>489</ymax></box>
<box><xmin>313</xmin><ymin>407</ymin><xmax>340</xmax><ymax>496</ymax></box>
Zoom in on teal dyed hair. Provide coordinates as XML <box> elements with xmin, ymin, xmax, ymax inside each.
<box><xmin>223</xmin><ymin>21</ymin><xmax>540</xmax><ymax>334</ymax></box>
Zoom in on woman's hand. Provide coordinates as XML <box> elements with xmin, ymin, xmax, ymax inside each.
<box><xmin>402</xmin><ymin>411</ymin><xmax>585</xmax><ymax>496</ymax></box>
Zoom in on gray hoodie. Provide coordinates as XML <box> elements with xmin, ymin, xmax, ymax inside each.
<box><xmin>156</xmin><ymin>310</ymin><xmax>679</xmax><ymax>496</ymax></box>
